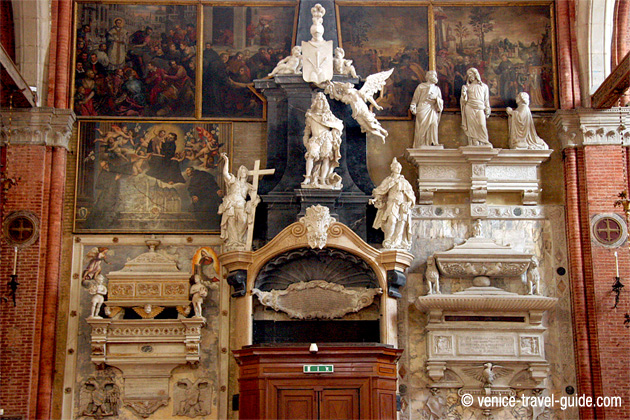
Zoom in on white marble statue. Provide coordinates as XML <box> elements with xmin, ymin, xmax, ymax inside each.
<box><xmin>190</xmin><ymin>275</ymin><xmax>208</xmax><ymax>318</ymax></box>
<box><xmin>320</xmin><ymin>68</ymin><xmax>393</xmax><ymax>143</ymax></box>
<box><xmin>302</xmin><ymin>92</ymin><xmax>344</xmax><ymax>189</ymax></box>
<box><xmin>218</xmin><ymin>153</ymin><xmax>260</xmax><ymax>252</ymax></box>
<box><xmin>269</xmin><ymin>46</ymin><xmax>303</xmax><ymax>77</ymax></box>
<box><xmin>425</xmin><ymin>255</ymin><xmax>441</xmax><ymax>294</ymax></box>
<box><xmin>527</xmin><ymin>256</ymin><xmax>542</xmax><ymax>295</ymax></box>
<box><xmin>460</xmin><ymin>67</ymin><xmax>492</xmax><ymax>146</ymax></box>
<box><xmin>506</xmin><ymin>92</ymin><xmax>549</xmax><ymax>150</ymax></box>
<box><xmin>301</xmin><ymin>3</ymin><xmax>333</xmax><ymax>83</ymax></box>
<box><xmin>410</xmin><ymin>70</ymin><xmax>443</xmax><ymax>147</ymax></box>
<box><xmin>88</xmin><ymin>274</ymin><xmax>108</xmax><ymax>319</ymax></box>
<box><xmin>333</xmin><ymin>47</ymin><xmax>357</xmax><ymax>78</ymax></box>
<box><xmin>370</xmin><ymin>158</ymin><xmax>416</xmax><ymax>250</ymax></box>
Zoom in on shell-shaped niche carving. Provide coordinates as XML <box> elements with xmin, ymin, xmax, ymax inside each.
<box><xmin>254</xmin><ymin>247</ymin><xmax>379</xmax><ymax>291</ymax></box>
<box><xmin>253</xmin><ymin>280</ymin><xmax>382</xmax><ymax>319</ymax></box>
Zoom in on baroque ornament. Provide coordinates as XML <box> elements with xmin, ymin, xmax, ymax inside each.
<box><xmin>299</xmin><ymin>205</ymin><xmax>337</xmax><ymax>249</ymax></box>
<box><xmin>252</xmin><ymin>280</ymin><xmax>382</xmax><ymax>319</ymax></box>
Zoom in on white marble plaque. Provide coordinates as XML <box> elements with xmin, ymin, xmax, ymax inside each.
<box><xmin>457</xmin><ymin>333</ymin><xmax>516</xmax><ymax>356</ymax></box>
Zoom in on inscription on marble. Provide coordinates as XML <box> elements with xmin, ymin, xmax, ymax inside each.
<box><xmin>125</xmin><ymin>377</ymin><xmax>170</xmax><ymax>399</ymax></box>
<box><xmin>458</xmin><ymin>334</ymin><xmax>515</xmax><ymax>355</ymax></box>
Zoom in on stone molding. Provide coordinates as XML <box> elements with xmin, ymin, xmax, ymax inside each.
<box><xmin>553</xmin><ymin>107</ymin><xmax>630</xmax><ymax>149</ymax></box>
<box><xmin>0</xmin><ymin>107</ymin><xmax>75</xmax><ymax>150</ymax></box>
<box><xmin>412</xmin><ymin>204</ymin><xmax>554</xmax><ymax>220</ymax></box>
<box><xmin>406</xmin><ymin>146</ymin><xmax>552</xmax><ymax>208</ymax></box>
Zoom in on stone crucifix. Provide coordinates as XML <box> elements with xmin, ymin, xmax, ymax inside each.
<box><xmin>218</xmin><ymin>154</ymin><xmax>275</xmax><ymax>252</ymax></box>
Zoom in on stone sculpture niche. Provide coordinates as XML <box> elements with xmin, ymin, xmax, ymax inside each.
<box><xmin>415</xmin><ymin>220</ymin><xmax>557</xmax><ymax>416</ymax></box>
<box><xmin>85</xmin><ymin>238</ymin><xmax>209</xmax><ymax>418</ymax></box>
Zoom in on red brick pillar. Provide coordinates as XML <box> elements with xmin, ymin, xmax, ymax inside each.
<box><xmin>555</xmin><ymin>108</ymin><xmax>630</xmax><ymax>420</ymax></box>
<box><xmin>0</xmin><ymin>108</ymin><xmax>74</xmax><ymax>420</ymax></box>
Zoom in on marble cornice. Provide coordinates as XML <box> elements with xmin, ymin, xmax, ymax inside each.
<box><xmin>0</xmin><ymin>107</ymin><xmax>76</xmax><ymax>150</ymax></box>
<box><xmin>553</xmin><ymin>107</ymin><xmax>630</xmax><ymax>149</ymax></box>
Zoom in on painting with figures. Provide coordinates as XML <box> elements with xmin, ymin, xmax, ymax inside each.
<box><xmin>73</xmin><ymin>3</ymin><xmax>197</xmax><ymax>118</ymax></box>
<box><xmin>434</xmin><ymin>4</ymin><xmax>556</xmax><ymax>109</ymax></box>
<box><xmin>337</xmin><ymin>3</ymin><xmax>429</xmax><ymax>119</ymax></box>
<box><xmin>202</xmin><ymin>4</ymin><xmax>297</xmax><ymax>119</ymax></box>
<box><xmin>74</xmin><ymin>121</ymin><xmax>231</xmax><ymax>233</ymax></box>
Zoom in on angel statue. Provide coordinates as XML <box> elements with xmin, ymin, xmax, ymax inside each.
<box><xmin>190</xmin><ymin>275</ymin><xmax>208</xmax><ymax>319</ymax></box>
<box><xmin>82</xmin><ymin>247</ymin><xmax>109</xmax><ymax>284</ymax></box>
<box><xmin>319</xmin><ymin>68</ymin><xmax>394</xmax><ymax>143</ymax></box>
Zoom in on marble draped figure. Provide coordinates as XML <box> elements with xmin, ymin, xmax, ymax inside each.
<box><xmin>269</xmin><ymin>46</ymin><xmax>303</xmax><ymax>77</ymax></box>
<box><xmin>302</xmin><ymin>92</ymin><xmax>344</xmax><ymax>189</ymax></box>
<box><xmin>460</xmin><ymin>67</ymin><xmax>491</xmax><ymax>146</ymax></box>
<box><xmin>410</xmin><ymin>70</ymin><xmax>443</xmax><ymax>147</ymax></box>
<box><xmin>370</xmin><ymin>158</ymin><xmax>416</xmax><ymax>250</ymax></box>
<box><xmin>506</xmin><ymin>92</ymin><xmax>549</xmax><ymax>150</ymax></box>
<box><xmin>218</xmin><ymin>153</ymin><xmax>260</xmax><ymax>251</ymax></box>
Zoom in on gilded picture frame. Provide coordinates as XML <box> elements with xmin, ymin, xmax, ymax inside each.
<box><xmin>73</xmin><ymin>120</ymin><xmax>232</xmax><ymax>233</ymax></box>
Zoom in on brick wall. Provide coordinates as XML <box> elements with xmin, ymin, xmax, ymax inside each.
<box><xmin>0</xmin><ymin>144</ymin><xmax>52</xmax><ymax>419</ymax></box>
<box><xmin>564</xmin><ymin>144</ymin><xmax>630</xmax><ymax>420</ymax></box>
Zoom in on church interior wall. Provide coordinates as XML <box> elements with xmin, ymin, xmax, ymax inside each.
<box><xmin>1</xmin><ymin>1</ymin><xmax>629</xmax><ymax>419</ymax></box>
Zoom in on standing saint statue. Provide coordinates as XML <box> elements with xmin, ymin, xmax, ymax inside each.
<box><xmin>460</xmin><ymin>68</ymin><xmax>492</xmax><ymax>146</ymax></box>
<box><xmin>506</xmin><ymin>92</ymin><xmax>549</xmax><ymax>150</ymax></box>
<box><xmin>218</xmin><ymin>153</ymin><xmax>260</xmax><ymax>251</ymax></box>
<box><xmin>410</xmin><ymin>70</ymin><xmax>443</xmax><ymax>147</ymax></box>
<box><xmin>302</xmin><ymin>92</ymin><xmax>344</xmax><ymax>189</ymax></box>
<box><xmin>370</xmin><ymin>158</ymin><xmax>416</xmax><ymax>250</ymax></box>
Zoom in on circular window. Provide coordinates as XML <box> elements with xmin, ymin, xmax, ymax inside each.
<box><xmin>2</xmin><ymin>210</ymin><xmax>40</xmax><ymax>248</ymax></box>
<box><xmin>591</xmin><ymin>214</ymin><xmax>627</xmax><ymax>248</ymax></box>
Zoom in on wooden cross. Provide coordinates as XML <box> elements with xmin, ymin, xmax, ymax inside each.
<box><xmin>245</xmin><ymin>160</ymin><xmax>275</xmax><ymax>250</ymax></box>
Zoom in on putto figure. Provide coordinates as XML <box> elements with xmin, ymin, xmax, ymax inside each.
<box><xmin>410</xmin><ymin>70</ymin><xmax>443</xmax><ymax>147</ymax></box>
<box><xmin>370</xmin><ymin>158</ymin><xmax>416</xmax><ymax>250</ymax></box>
<box><xmin>218</xmin><ymin>153</ymin><xmax>260</xmax><ymax>251</ymax></box>
<box><xmin>506</xmin><ymin>92</ymin><xmax>549</xmax><ymax>150</ymax></box>
<box><xmin>302</xmin><ymin>92</ymin><xmax>344</xmax><ymax>189</ymax></box>
<box><xmin>333</xmin><ymin>47</ymin><xmax>358</xmax><ymax>78</ymax></box>
<box><xmin>460</xmin><ymin>67</ymin><xmax>491</xmax><ymax>146</ymax></box>
<box><xmin>268</xmin><ymin>46</ymin><xmax>303</xmax><ymax>77</ymax></box>
<box><xmin>321</xmin><ymin>68</ymin><xmax>393</xmax><ymax>143</ymax></box>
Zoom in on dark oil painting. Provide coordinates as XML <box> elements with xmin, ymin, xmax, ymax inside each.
<box><xmin>337</xmin><ymin>4</ymin><xmax>430</xmax><ymax>118</ymax></box>
<box><xmin>74</xmin><ymin>121</ymin><xmax>231</xmax><ymax>233</ymax></box>
<box><xmin>434</xmin><ymin>4</ymin><xmax>556</xmax><ymax>109</ymax></box>
<box><xmin>74</xmin><ymin>3</ymin><xmax>198</xmax><ymax>117</ymax></box>
<box><xmin>201</xmin><ymin>4</ymin><xmax>297</xmax><ymax>119</ymax></box>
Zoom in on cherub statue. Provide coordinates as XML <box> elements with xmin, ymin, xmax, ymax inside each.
<box><xmin>333</xmin><ymin>47</ymin><xmax>357</xmax><ymax>78</ymax></box>
<box><xmin>302</xmin><ymin>92</ymin><xmax>344</xmax><ymax>189</ymax></box>
<box><xmin>218</xmin><ymin>153</ymin><xmax>260</xmax><ymax>251</ymax></box>
<box><xmin>370</xmin><ymin>158</ymin><xmax>416</xmax><ymax>250</ymax></box>
<box><xmin>527</xmin><ymin>256</ymin><xmax>542</xmax><ymax>295</ymax></box>
<box><xmin>190</xmin><ymin>275</ymin><xmax>208</xmax><ymax>318</ymax></box>
<box><xmin>507</xmin><ymin>92</ymin><xmax>549</xmax><ymax>150</ymax></box>
<box><xmin>88</xmin><ymin>274</ymin><xmax>108</xmax><ymax>318</ymax></box>
<box><xmin>268</xmin><ymin>46</ymin><xmax>303</xmax><ymax>77</ymax></box>
<box><xmin>320</xmin><ymin>68</ymin><xmax>394</xmax><ymax>143</ymax></box>
<box><xmin>425</xmin><ymin>255</ymin><xmax>441</xmax><ymax>294</ymax></box>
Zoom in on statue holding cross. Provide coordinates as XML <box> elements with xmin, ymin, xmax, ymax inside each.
<box><xmin>218</xmin><ymin>153</ymin><xmax>275</xmax><ymax>252</ymax></box>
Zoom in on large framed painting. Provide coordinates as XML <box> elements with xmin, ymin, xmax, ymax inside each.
<box><xmin>337</xmin><ymin>2</ymin><xmax>430</xmax><ymax>119</ymax></box>
<box><xmin>201</xmin><ymin>3</ymin><xmax>298</xmax><ymax>120</ymax></box>
<box><xmin>434</xmin><ymin>3</ymin><xmax>557</xmax><ymax>110</ymax></box>
<box><xmin>73</xmin><ymin>2</ymin><xmax>199</xmax><ymax>118</ymax></box>
<box><xmin>74</xmin><ymin>120</ymin><xmax>232</xmax><ymax>233</ymax></box>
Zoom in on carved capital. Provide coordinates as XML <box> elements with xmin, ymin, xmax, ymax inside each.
<box><xmin>0</xmin><ymin>107</ymin><xmax>75</xmax><ymax>150</ymax></box>
<box><xmin>553</xmin><ymin>107</ymin><xmax>630</xmax><ymax>148</ymax></box>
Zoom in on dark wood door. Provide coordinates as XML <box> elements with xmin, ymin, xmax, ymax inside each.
<box><xmin>278</xmin><ymin>389</ymin><xmax>318</xmax><ymax>420</ymax></box>
<box><xmin>277</xmin><ymin>388</ymin><xmax>359</xmax><ymax>420</ymax></box>
<box><xmin>320</xmin><ymin>389</ymin><xmax>359</xmax><ymax>420</ymax></box>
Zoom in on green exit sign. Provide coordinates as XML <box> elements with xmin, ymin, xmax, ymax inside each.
<box><xmin>303</xmin><ymin>364</ymin><xmax>334</xmax><ymax>373</ymax></box>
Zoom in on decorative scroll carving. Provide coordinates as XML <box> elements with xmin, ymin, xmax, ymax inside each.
<box><xmin>252</xmin><ymin>280</ymin><xmax>381</xmax><ymax>319</ymax></box>
<box><xmin>125</xmin><ymin>399</ymin><xmax>168</xmax><ymax>418</ymax></box>
<box><xmin>437</xmin><ymin>261</ymin><xmax>530</xmax><ymax>278</ymax></box>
